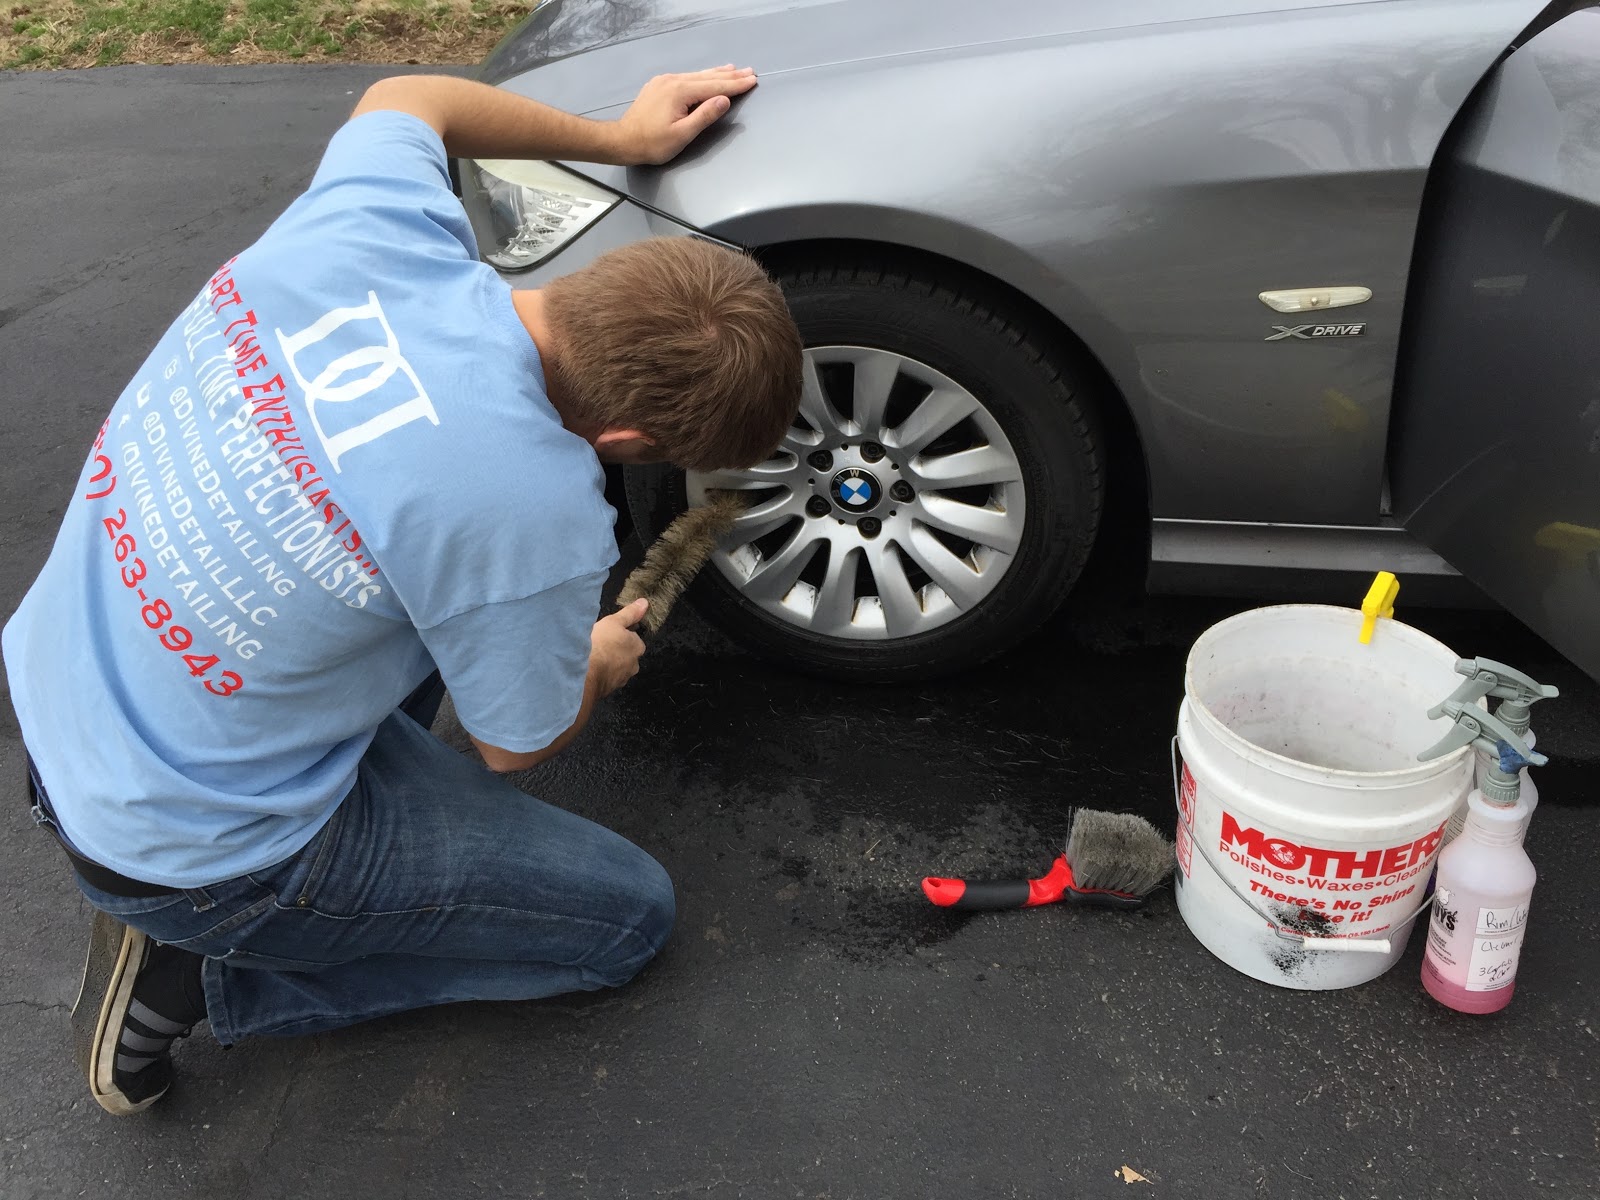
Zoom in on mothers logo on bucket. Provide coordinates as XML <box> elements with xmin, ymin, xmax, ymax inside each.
<box><xmin>1213</xmin><ymin>810</ymin><xmax>1446</xmax><ymax>934</ymax></box>
<box><xmin>1220</xmin><ymin>812</ymin><xmax>1444</xmax><ymax>886</ymax></box>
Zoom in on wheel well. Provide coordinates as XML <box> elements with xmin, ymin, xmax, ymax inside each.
<box><xmin>752</xmin><ymin>237</ymin><xmax>1152</xmax><ymax>586</ymax></box>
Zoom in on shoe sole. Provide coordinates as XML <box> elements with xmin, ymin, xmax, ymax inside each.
<box><xmin>72</xmin><ymin>911</ymin><xmax>166</xmax><ymax>1116</ymax></box>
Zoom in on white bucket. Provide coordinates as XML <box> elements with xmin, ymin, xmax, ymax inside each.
<box><xmin>1174</xmin><ymin>605</ymin><xmax>1476</xmax><ymax>990</ymax></box>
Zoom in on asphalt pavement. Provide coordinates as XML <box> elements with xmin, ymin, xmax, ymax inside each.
<box><xmin>1</xmin><ymin>67</ymin><xmax>1596</xmax><ymax>1200</ymax></box>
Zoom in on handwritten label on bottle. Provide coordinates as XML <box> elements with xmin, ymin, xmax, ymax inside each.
<box><xmin>1465</xmin><ymin>902</ymin><xmax>1530</xmax><ymax>992</ymax></box>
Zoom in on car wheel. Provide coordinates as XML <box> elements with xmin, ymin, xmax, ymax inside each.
<box><xmin>625</xmin><ymin>259</ymin><xmax>1106</xmax><ymax>681</ymax></box>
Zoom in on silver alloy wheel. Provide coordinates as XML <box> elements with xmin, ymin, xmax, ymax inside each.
<box><xmin>685</xmin><ymin>345</ymin><xmax>1027</xmax><ymax>640</ymax></box>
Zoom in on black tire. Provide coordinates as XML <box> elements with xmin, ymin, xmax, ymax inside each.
<box><xmin>625</xmin><ymin>257</ymin><xmax>1106</xmax><ymax>681</ymax></box>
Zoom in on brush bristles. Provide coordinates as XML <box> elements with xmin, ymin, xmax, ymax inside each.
<box><xmin>616</xmin><ymin>491</ymin><xmax>747</xmax><ymax>633</ymax></box>
<box><xmin>1064</xmin><ymin>809</ymin><xmax>1175</xmax><ymax>897</ymax></box>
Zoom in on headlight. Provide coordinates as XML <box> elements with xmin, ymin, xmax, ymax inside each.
<box><xmin>471</xmin><ymin>158</ymin><xmax>621</xmax><ymax>272</ymax></box>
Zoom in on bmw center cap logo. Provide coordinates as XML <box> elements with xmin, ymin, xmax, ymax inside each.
<box><xmin>831</xmin><ymin>468</ymin><xmax>881</xmax><ymax>512</ymax></box>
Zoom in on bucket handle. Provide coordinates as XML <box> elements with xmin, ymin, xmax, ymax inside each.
<box><xmin>1170</xmin><ymin>737</ymin><xmax>1433</xmax><ymax>956</ymax></box>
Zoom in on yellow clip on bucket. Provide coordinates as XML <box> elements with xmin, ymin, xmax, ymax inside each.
<box><xmin>1359</xmin><ymin>571</ymin><xmax>1399</xmax><ymax>644</ymax></box>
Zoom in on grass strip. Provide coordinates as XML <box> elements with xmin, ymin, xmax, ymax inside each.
<box><xmin>4</xmin><ymin>0</ymin><xmax>531</xmax><ymax>68</ymax></box>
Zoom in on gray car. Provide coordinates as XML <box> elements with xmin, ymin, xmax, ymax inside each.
<box><xmin>458</xmin><ymin>0</ymin><xmax>1600</xmax><ymax>680</ymax></box>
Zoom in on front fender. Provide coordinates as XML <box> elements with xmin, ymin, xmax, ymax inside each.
<box><xmin>552</xmin><ymin>0</ymin><xmax>1544</xmax><ymax>524</ymax></box>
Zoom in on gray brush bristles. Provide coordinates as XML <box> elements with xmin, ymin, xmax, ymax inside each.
<box><xmin>616</xmin><ymin>491</ymin><xmax>747</xmax><ymax>634</ymax></box>
<box><xmin>1064</xmin><ymin>809</ymin><xmax>1175</xmax><ymax>898</ymax></box>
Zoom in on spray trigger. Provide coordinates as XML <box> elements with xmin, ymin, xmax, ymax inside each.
<box><xmin>1419</xmin><ymin>701</ymin><xmax>1548</xmax><ymax>767</ymax></box>
<box><xmin>1445</xmin><ymin>657</ymin><xmax>1559</xmax><ymax>710</ymax></box>
<box><xmin>1358</xmin><ymin>571</ymin><xmax>1399</xmax><ymax>645</ymax></box>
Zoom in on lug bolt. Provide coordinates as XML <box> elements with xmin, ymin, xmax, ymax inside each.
<box><xmin>858</xmin><ymin>517</ymin><xmax>882</xmax><ymax>538</ymax></box>
<box><xmin>861</xmin><ymin>442</ymin><xmax>885</xmax><ymax>463</ymax></box>
<box><xmin>890</xmin><ymin>481</ymin><xmax>915</xmax><ymax>503</ymax></box>
<box><xmin>806</xmin><ymin>496</ymin><xmax>831</xmax><ymax>517</ymax></box>
<box><xmin>808</xmin><ymin>450</ymin><xmax>834</xmax><ymax>471</ymax></box>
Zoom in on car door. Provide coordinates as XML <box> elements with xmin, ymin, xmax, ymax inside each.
<box><xmin>1390</xmin><ymin>3</ymin><xmax>1600</xmax><ymax>679</ymax></box>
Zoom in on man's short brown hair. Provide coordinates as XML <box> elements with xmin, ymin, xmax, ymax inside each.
<box><xmin>542</xmin><ymin>238</ymin><xmax>803</xmax><ymax>471</ymax></box>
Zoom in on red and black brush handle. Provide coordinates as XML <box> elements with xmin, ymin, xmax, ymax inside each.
<box><xmin>921</xmin><ymin>855</ymin><xmax>1144</xmax><ymax>911</ymax></box>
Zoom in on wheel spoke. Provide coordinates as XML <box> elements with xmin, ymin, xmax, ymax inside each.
<box><xmin>728</xmin><ymin>491</ymin><xmax>802</xmax><ymax>544</ymax></box>
<box><xmin>915</xmin><ymin>494</ymin><xmax>1022</xmax><ymax>555</ymax></box>
<box><xmin>810</xmin><ymin>545</ymin><xmax>861</xmax><ymax>633</ymax></box>
<box><xmin>696</xmin><ymin>458</ymin><xmax>800</xmax><ymax>491</ymax></box>
<box><xmin>798</xmin><ymin>357</ymin><xmax>849</xmax><ymax>439</ymax></box>
<box><xmin>782</xmin><ymin>424</ymin><xmax>825</xmax><ymax>454</ymax></box>
<box><xmin>902</xmin><ymin>525</ymin><xmax>989</xmax><ymax>610</ymax></box>
<box><xmin>912</xmin><ymin>444</ymin><xmax>1022</xmax><ymax>489</ymax></box>
<box><xmin>889</xmin><ymin>387</ymin><xmax>978</xmax><ymax>457</ymax></box>
<box><xmin>869</xmin><ymin>542</ymin><xmax>925</xmax><ymax>638</ymax></box>
<box><xmin>847</xmin><ymin>350</ymin><xmax>901</xmax><ymax>436</ymax></box>
<box><xmin>743</xmin><ymin>526</ymin><xmax>823</xmax><ymax>601</ymax></box>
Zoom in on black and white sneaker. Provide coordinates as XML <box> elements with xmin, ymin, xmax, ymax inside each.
<box><xmin>72</xmin><ymin>911</ymin><xmax>206</xmax><ymax>1115</ymax></box>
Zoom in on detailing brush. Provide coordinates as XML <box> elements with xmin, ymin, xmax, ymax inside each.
<box><xmin>616</xmin><ymin>490</ymin><xmax>746</xmax><ymax>635</ymax></box>
<box><xmin>921</xmin><ymin>809</ymin><xmax>1175</xmax><ymax>911</ymax></box>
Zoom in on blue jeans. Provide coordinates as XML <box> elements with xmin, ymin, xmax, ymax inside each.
<box><xmin>69</xmin><ymin>679</ymin><xmax>675</xmax><ymax>1044</ymax></box>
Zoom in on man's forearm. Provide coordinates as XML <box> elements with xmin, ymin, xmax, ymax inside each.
<box><xmin>353</xmin><ymin>67</ymin><xmax>758</xmax><ymax>168</ymax></box>
<box><xmin>353</xmin><ymin>75</ymin><xmax>631</xmax><ymax>165</ymax></box>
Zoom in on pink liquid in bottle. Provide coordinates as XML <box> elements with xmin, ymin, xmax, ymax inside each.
<box><xmin>1421</xmin><ymin>792</ymin><xmax>1535</xmax><ymax>1014</ymax></box>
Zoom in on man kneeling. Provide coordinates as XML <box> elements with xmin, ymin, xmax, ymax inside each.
<box><xmin>3</xmin><ymin>67</ymin><xmax>800</xmax><ymax>1114</ymax></box>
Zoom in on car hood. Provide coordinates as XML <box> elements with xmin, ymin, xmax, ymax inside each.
<box><xmin>481</xmin><ymin>0</ymin><xmax>844</xmax><ymax>97</ymax></box>
<box><xmin>480</xmin><ymin>0</ymin><xmax>1401</xmax><ymax>113</ymax></box>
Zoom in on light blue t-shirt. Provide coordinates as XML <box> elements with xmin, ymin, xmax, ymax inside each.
<box><xmin>2</xmin><ymin>111</ymin><xmax>618</xmax><ymax>888</ymax></box>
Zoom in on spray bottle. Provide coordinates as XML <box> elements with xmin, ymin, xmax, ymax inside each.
<box><xmin>1435</xmin><ymin>659</ymin><xmax>1558</xmax><ymax>845</ymax></box>
<box><xmin>1416</xmin><ymin>703</ymin><xmax>1544</xmax><ymax>1014</ymax></box>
